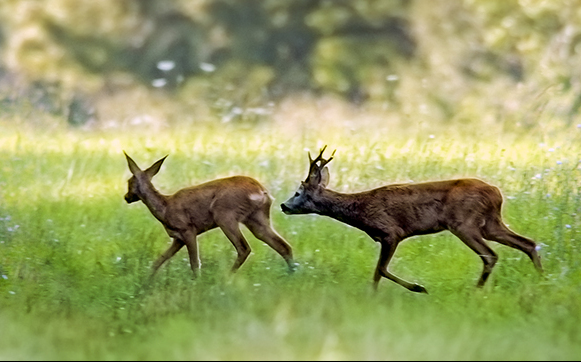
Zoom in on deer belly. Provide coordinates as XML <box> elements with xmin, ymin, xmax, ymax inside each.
<box><xmin>407</xmin><ymin>225</ymin><xmax>446</xmax><ymax>237</ymax></box>
<box><xmin>164</xmin><ymin>227</ymin><xmax>182</xmax><ymax>239</ymax></box>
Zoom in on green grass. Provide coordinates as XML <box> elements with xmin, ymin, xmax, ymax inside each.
<box><xmin>1</xmin><ymin>121</ymin><xmax>581</xmax><ymax>360</ymax></box>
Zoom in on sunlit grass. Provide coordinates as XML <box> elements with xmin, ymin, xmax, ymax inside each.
<box><xmin>1</xmin><ymin>120</ymin><xmax>581</xmax><ymax>359</ymax></box>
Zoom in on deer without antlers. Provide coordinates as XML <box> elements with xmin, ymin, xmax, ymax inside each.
<box><xmin>124</xmin><ymin>152</ymin><xmax>294</xmax><ymax>278</ymax></box>
<box><xmin>281</xmin><ymin>147</ymin><xmax>543</xmax><ymax>293</ymax></box>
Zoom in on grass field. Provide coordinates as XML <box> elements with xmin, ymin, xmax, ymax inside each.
<box><xmin>1</xmin><ymin>116</ymin><xmax>581</xmax><ymax>360</ymax></box>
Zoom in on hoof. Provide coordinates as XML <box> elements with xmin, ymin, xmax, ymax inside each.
<box><xmin>288</xmin><ymin>262</ymin><xmax>300</xmax><ymax>274</ymax></box>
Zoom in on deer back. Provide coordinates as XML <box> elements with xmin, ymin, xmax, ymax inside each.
<box><xmin>164</xmin><ymin>176</ymin><xmax>270</xmax><ymax>233</ymax></box>
<box><xmin>281</xmin><ymin>147</ymin><xmax>503</xmax><ymax>240</ymax></box>
<box><xmin>352</xmin><ymin>179</ymin><xmax>502</xmax><ymax>237</ymax></box>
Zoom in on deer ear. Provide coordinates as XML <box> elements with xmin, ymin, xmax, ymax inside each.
<box><xmin>145</xmin><ymin>155</ymin><xmax>168</xmax><ymax>178</ymax></box>
<box><xmin>320</xmin><ymin>166</ymin><xmax>330</xmax><ymax>188</ymax></box>
<box><xmin>124</xmin><ymin>152</ymin><xmax>142</xmax><ymax>175</ymax></box>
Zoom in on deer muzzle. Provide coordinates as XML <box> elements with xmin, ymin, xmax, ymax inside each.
<box><xmin>124</xmin><ymin>193</ymin><xmax>139</xmax><ymax>204</ymax></box>
<box><xmin>281</xmin><ymin>202</ymin><xmax>298</xmax><ymax>214</ymax></box>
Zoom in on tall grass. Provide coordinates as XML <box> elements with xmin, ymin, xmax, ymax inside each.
<box><xmin>0</xmin><ymin>120</ymin><xmax>581</xmax><ymax>360</ymax></box>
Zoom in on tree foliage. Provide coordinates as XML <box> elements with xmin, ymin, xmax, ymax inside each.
<box><xmin>1</xmin><ymin>0</ymin><xmax>581</xmax><ymax>126</ymax></box>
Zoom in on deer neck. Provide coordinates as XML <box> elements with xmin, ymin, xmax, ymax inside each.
<box><xmin>138</xmin><ymin>180</ymin><xmax>168</xmax><ymax>223</ymax></box>
<box><xmin>315</xmin><ymin>189</ymin><xmax>362</xmax><ymax>226</ymax></box>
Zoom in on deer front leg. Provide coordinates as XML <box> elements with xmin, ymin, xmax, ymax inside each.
<box><xmin>375</xmin><ymin>239</ymin><xmax>428</xmax><ymax>294</ymax></box>
<box><xmin>182</xmin><ymin>230</ymin><xmax>201</xmax><ymax>278</ymax></box>
<box><xmin>151</xmin><ymin>238</ymin><xmax>185</xmax><ymax>278</ymax></box>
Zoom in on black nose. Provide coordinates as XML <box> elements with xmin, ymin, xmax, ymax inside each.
<box><xmin>280</xmin><ymin>203</ymin><xmax>290</xmax><ymax>213</ymax></box>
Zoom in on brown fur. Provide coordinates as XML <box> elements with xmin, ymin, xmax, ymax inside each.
<box><xmin>124</xmin><ymin>153</ymin><xmax>294</xmax><ymax>278</ymax></box>
<box><xmin>282</xmin><ymin>148</ymin><xmax>543</xmax><ymax>293</ymax></box>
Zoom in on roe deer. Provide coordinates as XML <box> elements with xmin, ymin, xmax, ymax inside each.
<box><xmin>124</xmin><ymin>152</ymin><xmax>294</xmax><ymax>278</ymax></box>
<box><xmin>281</xmin><ymin>147</ymin><xmax>543</xmax><ymax>293</ymax></box>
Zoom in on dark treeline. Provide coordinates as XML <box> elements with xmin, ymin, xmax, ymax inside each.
<box><xmin>1</xmin><ymin>0</ymin><xmax>581</xmax><ymax>127</ymax></box>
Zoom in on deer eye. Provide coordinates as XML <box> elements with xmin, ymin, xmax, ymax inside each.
<box><xmin>294</xmin><ymin>192</ymin><xmax>300</xmax><ymax>197</ymax></box>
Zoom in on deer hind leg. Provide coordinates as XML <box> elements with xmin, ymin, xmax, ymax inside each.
<box><xmin>151</xmin><ymin>238</ymin><xmax>184</xmax><ymax>278</ymax></box>
<box><xmin>483</xmin><ymin>220</ymin><xmax>543</xmax><ymax>273</ymax></box>
<box><xmin>216</xmin><ymin>217</ymin><xmax>252</xmax><ymax>273</ymax></box>
<box><xmin>244</xmin><ymin>209</ymin><xmax>295</xmax><ymax>273</ymax></box>
<box><xmin>452</xmin><ymin>228</ymin><xmax>498</xmax><ymax>288</ymax></box>
<box><xmin>375</xmin><ymin>239</ymin><xmax>428</xmax><ymax>293</ymax></box>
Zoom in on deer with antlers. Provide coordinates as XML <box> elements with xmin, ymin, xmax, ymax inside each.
<box><xmin>281</xmin><ymin>147</ymin><xmax>543</xmax><ymax>293</ymax></box>
<box><xmin>124</xmin><ymin>152</ymin><xmax>294</xmax><ymax>278</ymax></box>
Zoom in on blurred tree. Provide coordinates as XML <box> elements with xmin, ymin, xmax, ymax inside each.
<box><xmin>67</xmin><ymin>93</ymin><xmax>96</xmax><ymax>127</ymax></box>
<box><xmin>1</xmin><ymin>0</ymin><xmax>581</xmax><ymax>127</ymax></box>
<box><xmin>206</xmin><ymin>0</ymin><xmax>415</xmax><ymax>100</ymax></box>
<box><xmin>0</xmin><ymin>0</ymin><xmax>415</xmax><ymax>96</ymax></box>
<box><xmin>0</xmin><ymin>23</ymin><xmax>4</xmax><ymax>50</ymax></box>
<box><xmin>43</xmin><ymin>0</ymin><xmax>206</xmax><ymax>90</ymax></box>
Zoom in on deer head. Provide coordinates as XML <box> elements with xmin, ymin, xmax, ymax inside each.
<box><xmin>124</xmin><ymin>152</ymin><xmax>167</xmax><ymax>204</ymax></box>
<box><xmin>281</xmin><ymin>146</ymin><xmax>335</xmax><ymax>214</ymax></box>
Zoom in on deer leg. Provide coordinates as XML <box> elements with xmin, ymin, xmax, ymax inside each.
<box><xmin>483</xmin><ymin>221</ymin><xmax>543</xmax><ymax>273</ymax></box>
<box><xmin>452</xmin><ymin>229</ymin><xmax>498</xmax><ymax>288</ymax></box>
<box><xmin>217</xmin><ymin>219</ymin><xmax>252</xmax><ymax>273</ymax></box>
<box><xmin>375</xmin><ymin>239</ymin><xmax>428</xmax><ymax>293</ymax></box>
<box><xmin>244</xmin><ymin>212</ymin><xmax>295</xmax><ymax>273</ymax></box>
<box><xmin>150</xmin><ymin>238</ymin><xmax>185</xmax><ymax>280</ymax></box>
<box><xmin>182</xmin><ymin>230</ymin><xmax>201</xmax><ymax>278</ymax></box>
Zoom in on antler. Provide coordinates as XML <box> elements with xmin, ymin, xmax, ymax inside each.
<box><xmin>308</xmin><ymin>145</ymin><xmax>327</xmax><ymax>176</ymax></box>
<box><xmin>306</xmin><ymin>146</ymin><xmax>336</xmax><ymax>182</ymax></box>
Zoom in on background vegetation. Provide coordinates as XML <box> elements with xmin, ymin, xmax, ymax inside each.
<box><xmin>1</xmin><ymin>0</ymin><xmax>581</xmax><ymax>130</ymax></box>
<box><xmin>1</xmin><ymin>0</ymin><xmax>581</xmax><ymax>360</ymax></box>
<box><xmin>1</xmin><ymin>125</ymin><xmax>581</xmax><ymax>360</ymax></box>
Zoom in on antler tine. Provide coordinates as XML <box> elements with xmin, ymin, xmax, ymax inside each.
<box><xmin>306</xmin><ymin>146</ymin><xmax>335</xmax><ymax>182</ymax></box>
<box><xmin>314</xmin><ymin>145</ymin><xmax>328</xmax><ymax>164</ymax></box>
<box><xmin>308</xmin><ymin>145</ymin><xmax>326</xmax><ymax>164</ymax></box>
<box><xmin>308</xmin><ymin>145</ymin><xmax>327</xmax><ymax>170</ymax></box>
<box><xmin>319</xmin><ymin>148</ymin><xmax>336</xmax><ymax>168</ymax></box>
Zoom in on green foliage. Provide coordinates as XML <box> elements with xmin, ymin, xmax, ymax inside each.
<box><xmin>1</xmin><ymin>0</ymin><xmax>581</xmax><ymax>129</ymax></box>
<box><xmin>1</xmin><ymin>120</ymin><xmax>581</xmax><ymax>359</ymax></box>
